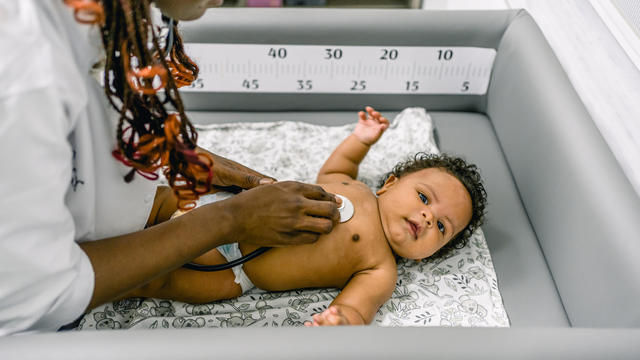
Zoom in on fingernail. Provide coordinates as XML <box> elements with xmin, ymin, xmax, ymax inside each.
<box><xmin>259</xmin><ymin>178</ymin><xmax>275</xmax><ymax>185</ymax></box>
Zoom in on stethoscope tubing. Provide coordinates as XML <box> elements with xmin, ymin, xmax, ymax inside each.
<box><xmin>182</xmin><ymin>246</ymin><xmax>271</xmax><ymax>272</ymax></box>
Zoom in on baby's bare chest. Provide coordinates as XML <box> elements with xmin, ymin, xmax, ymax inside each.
<box><xmin>242</xmin><ymin>182</ymin><xmax>392</xmax><ymax>290</ymax></box>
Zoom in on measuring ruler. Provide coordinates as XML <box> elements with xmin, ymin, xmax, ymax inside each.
<box><xmin>181</xmin><ymin>44</ymin><xmax>496</xmax><ymax>95</ymax></box>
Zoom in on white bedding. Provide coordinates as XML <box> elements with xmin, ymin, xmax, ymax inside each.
<box><xmin>77</xmin><ymin>108</ymin><xmax>509</xmax><ymax>330</ymax></box>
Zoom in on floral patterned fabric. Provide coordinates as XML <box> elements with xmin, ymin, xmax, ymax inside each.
<box><xmin>77</xmin><ymin>108</ymin><xmax>509</xmax><ymax>330</ymax></box>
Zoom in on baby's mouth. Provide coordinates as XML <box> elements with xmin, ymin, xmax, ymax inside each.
<box><xmin>407</xmin><ymin>219</ymin><xmax>419</xmax><ymax>239</ymax></box>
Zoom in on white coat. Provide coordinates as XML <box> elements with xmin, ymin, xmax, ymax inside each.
<box><xmin>0</xmin><ymin>0</ymin><xmax>159</xmax><ymax>335</ymax></box>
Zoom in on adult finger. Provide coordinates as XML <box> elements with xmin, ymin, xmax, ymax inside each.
<box><xmin>295</xmin><ymin>216</ymin><xmax>334</xmax><ymax>234</ymax></box>
<box><xmin>208</xmin><ymin>152</ymin><xmax>276</xmax><ymax>189</ymax></box>
<box><xmin>283</xmin><ymin>231</ymin><xmax>320</xmax><ymax>246</ymax></box>
<box><xmin>297</xmin><ymin>183</ymin><xmax>337</xmax><ymax>202</ymax></box>
<box><xmin>303</xmin><ymin>199</ymin><xmax>340</xmax><ymax>224</ymax></box>
<box><xmin>234</xmin><ymin>173</ymin><xmax>275</xmax><ymax>189</ymax></box>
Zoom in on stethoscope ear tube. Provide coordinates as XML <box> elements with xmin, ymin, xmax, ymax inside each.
<box><xmin>162</xmin><ymin>15</ymin><xmax>174</xmax><ymax>58</ymax></box>
<box><xmin>182</xmin><ymin>246</ymin><xmax>271</xmax><ymax>272</ymax></box>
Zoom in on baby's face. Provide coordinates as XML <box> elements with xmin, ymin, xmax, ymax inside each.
<box><xmin>376</xmin><ymin>168</ymin><xmax>473</xmax><ymax>260</ymax></box>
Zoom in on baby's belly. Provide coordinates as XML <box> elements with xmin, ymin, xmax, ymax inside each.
<box><xmin>240</xmin><ymin>242</ymin><xmax>359</xmax><ymax>291</ymax></box>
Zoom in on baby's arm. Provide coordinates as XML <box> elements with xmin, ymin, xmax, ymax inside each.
<box><xmin>305</xmin><ymin>262</ymin><xmax>397</xmax><ymax>326</ymax></box>
<box><xmin>317</xmin><ymin>107</ymin><xmax>389</xmax><ymax>183</ymax></box>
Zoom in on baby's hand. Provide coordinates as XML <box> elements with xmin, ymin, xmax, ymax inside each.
<box><xmin>304</xmin><ymin>306</ymin><xmax>349</xmax><ymax>326</ymax></box>
<box><xmin>353</xmin><ymin>106</ymin><xmax>390</xmax><ymax>146</ymax></box>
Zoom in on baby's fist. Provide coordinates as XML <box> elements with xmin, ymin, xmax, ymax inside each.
<box><xmin>353</xmin><ymin>106</ymin><xmax>389</xmax><ymax>146</ymax></box>
<box><xmin>304</xmin><ymin>306</ymin><xmax>349</xmax><ymax>326</ymax></box>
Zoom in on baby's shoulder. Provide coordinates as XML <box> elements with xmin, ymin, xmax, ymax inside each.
<box><xmin>319</xmin><ymin>179</ymin><xmax>375</xmax><ymax>201</ymax></box>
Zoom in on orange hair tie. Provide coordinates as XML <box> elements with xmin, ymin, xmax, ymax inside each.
<box><xmin>135</xmin><ymin>134</ymin><xmax>167</xmax><ymax>169</ymax></box>
<box><xmin>166</xmin><ymin>44</ymin><xmax>198</xmax><ymax>88</ymax></box>
<box><xmin>190</xmin><ymin>152</ymin><xmax>214</xmax><ymax>194</ymax></box>
<box><xmin>122</xmin><ymin>42</ymin><xmax>168</xmax><ymax>95</ymax></box>
<box><xmin>161</xmin><ymin>113</ymin><xmax>215</xmax><ymax>210</ymax></box>
<box><xmin>126</xmin><ymin>64</ymin><xmax>168</xmax><ymax>95</ymax></box>
<box><xmin>64</xmin><ymin>0</ymin><xmax>105</xmax><ymax>25</ymax></box>
<box><xmin>163</xmin><ymin>114</ymin><xmax>182</xmax><ymax>145</ymax></box>
<box><xmin>167</xmin><ymin>59</ymin><xmax>197</xmax><ymax>88</ymax></box>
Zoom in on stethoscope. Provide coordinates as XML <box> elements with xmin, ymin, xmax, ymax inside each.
<box><xmin>183</xmin><ymin>194</ymin><xmax>355</xmax><ymax>272</ymax></box>
<box><xmin>162</xmin><ymin>15</ymin><xmax>174</xmax><ymax>57</ymax></box>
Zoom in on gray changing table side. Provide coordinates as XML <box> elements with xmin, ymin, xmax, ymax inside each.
<box><xmin>2</xmin><ymin>327</ymin><xmax>640</xmax><ymax>360</ymax></box>
<box><xmin>487</xmin><ymin>10</ymin><xmax>640</xmax><ymax>327</ymax></box>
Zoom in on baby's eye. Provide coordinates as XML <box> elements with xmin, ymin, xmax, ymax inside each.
<box><xmin>437</xmin><ymin>221</ymin><xmax>445</xmax><ymax>234</ymax></box>
<box><xmin>418</xmin><ymin>193</ymin><xmax>429</xmax><ymax>204</ymax></box>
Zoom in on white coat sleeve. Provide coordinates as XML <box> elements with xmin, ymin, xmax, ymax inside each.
<box><xmin>0</xmin><ymin>87</ymin><xmax>95</xmax><ymax>336</ymax></box>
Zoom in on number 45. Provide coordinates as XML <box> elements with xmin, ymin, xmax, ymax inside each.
<box><xmin>242</xmin><ymin>79</ymin><xmax>259</xmax><ymax>90</ymax></box>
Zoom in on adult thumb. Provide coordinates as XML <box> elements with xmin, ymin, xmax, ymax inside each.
<box><xmin>241</xmin><ymin>174</ymin><xmax>276</xmax><ymax>189</ymax></box>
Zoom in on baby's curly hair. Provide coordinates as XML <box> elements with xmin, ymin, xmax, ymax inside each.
<box><xmin>378</xmin><ymin>152</ymin><xmax>487</xmax><ymax>254</ymax></box>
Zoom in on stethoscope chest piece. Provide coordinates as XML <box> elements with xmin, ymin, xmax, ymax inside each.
<box><xmin>335</xmin><ymin>194</ymin><xmax>355</xmax><ymax>223</ymax></box>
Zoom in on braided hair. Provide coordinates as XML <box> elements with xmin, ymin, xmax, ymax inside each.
<box><xmin>64</xmin><ymin>0</ymin><xmax>211</xmax><ymax>210</ymax></box>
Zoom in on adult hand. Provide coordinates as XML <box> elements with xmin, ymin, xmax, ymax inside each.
<box><xmin>198</xmin><ymin>148</ymin><xmax>276</xmax><ymax>193</ymax></box>
<box><xmin>224</xmin><ymin>181</ymin><xmax>340</xmax><ymax>247</ymax></box>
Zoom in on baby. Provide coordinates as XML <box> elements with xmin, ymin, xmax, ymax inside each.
<box><xmin>129</xmin><ymin>107</ymin><xmax>487</xmax><ymax>326</ymax></box>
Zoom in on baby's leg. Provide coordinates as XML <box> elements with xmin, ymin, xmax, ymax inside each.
<box><xmin>129</xmin><ymin>248</ymin><xmax>243</xmax><ymax>303</ymax></box>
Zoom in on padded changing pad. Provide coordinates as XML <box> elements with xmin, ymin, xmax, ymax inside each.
<box><xmin>77</xmin><ymin>108</ymin><xmax>509</xmax><ymax>329</ymax></box>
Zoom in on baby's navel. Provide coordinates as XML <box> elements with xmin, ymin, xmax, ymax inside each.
<box><xmin>352</xmin><ymin>234</ymin><xmax>360</xmax><ymax>242</ymax></box>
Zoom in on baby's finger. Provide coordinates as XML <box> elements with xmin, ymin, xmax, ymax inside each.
<box><xmin>312</xmin><ymin>313</ymin><xmax>324</xmax><ymax>325</ymax></box>
<box><xmin>325</xmin><ymin>314</ymin><xmax>340</xmax><ymax>326</ymax></box>
<box><xmin>358</xmin><ymin>111</ymin><xmax>367</xmax><ymax>121</ymax></box>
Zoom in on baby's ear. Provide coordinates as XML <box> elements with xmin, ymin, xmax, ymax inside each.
<box><xmin>376</xmin><ymin>175</ymin><xmax>398</xmax><ymax>195</ymax></box>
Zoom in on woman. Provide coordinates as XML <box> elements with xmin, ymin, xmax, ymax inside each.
<box><xmin>0</xmin><ymin>0</ymin><xmax>339</xmax><ymax>335</ymax></box>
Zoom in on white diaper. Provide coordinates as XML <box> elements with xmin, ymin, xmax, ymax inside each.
<box><xmin>217</xmin><ymin>243</ymin><xmax>255</xmax><ymax>293</ymax></box>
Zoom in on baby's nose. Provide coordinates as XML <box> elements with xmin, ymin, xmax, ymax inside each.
<box><xmin>421</xmin><ymin>210</ymin><xmax>434</xmax><ymax>227</ymax></box>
